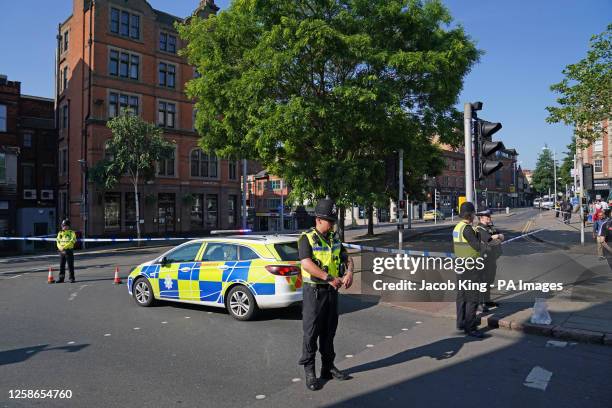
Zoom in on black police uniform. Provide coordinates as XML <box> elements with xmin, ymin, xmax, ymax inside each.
<box><xmin>475</xmin><ymin>216</ymin><xmax>502</xmax><ymax>305</ymax></box>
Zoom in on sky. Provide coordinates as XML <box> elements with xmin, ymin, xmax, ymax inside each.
<box><xmin>1</xmin><ymin>0</ymin><xmax>610</xmax><ymax>169</ymax></box>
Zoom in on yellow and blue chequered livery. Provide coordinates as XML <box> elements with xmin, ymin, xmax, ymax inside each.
<box><xmin>127</xmin><ymin>236</ymin><xmax>302</xmax><ymax>320</ymax></box>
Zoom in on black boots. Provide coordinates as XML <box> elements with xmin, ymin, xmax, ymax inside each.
<box><xmin>321</xmin><ymin>365</ymin><xmax>350</xmax><ymax>381</ymax></box>
<box><xmin>304</xmin><ymin>366</ymin><xmax>321</xmax><ymax>391</ymax></box>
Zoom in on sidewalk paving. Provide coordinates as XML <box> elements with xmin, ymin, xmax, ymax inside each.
<box><xmin>344</xmin><ymin>209</ymin><xmax>612</xmax><ymax>346</ymax></box>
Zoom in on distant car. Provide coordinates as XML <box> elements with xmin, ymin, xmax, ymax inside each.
<box><xmin>423</xmin><ymin>210</ymin><xmax>445</xmax><ymax>221</ymax></box>
<box><xmin>127</xmin><ymin>235</ymin><xmax>302</xmax><ymax>321</ymax></box>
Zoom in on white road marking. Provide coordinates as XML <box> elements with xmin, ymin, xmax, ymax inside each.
<box><xmin>185</xmin><ymin>316</ymin><xmax>191</xmax><ymax>319</ymax></box>
<box><xmin>104</xmin><ymin>334</ymin><xmax>111</xmax><ymax>337</ymax></box>
<box><xmin>207</xmin><ymin>312</ymin><xmax>213</xmax><ymax>314</ymax></box>
<box><xmin>26</xmin><ymin>350</ymin><xmax>35</xmax><ymax>354</ymax></box>
<box><xmin>345</xmin><ymin>354</ymin><xmax>353</xmax><ymax>358</ymax></box>
<box><xmin>523</xmin><ymin>366</ymin><xmax>553</xmax><ymax>391</ymax></box>
<box><xmin>67</xmin><ymin>341</ymin><xmax>75</xmax><ymax>345</ymax></box>
<box><xmin>401</xmin><ymin>328</ymin><xmax>409</xmax><ymax>331</ymax></box>
<box><xmin>133</xmin><ymin>327</ymin><xmax>140</xmax><ymax>330</ymax></box>
<box><xmin>415</xmin><ymin>321</ymin><xmax>422</xmax><ymax>324</ymax></box>
<box><xmin>546</xmin><ymin>340</ymin><xmax>567</xmax><ymax>348</ymax></box>
<box><xmin>366</xmin><ymin>344</ymin><xmax>374</xmax><ymax>348</ymax></box>
<box><xmin>291</xmin><ymin>378</ymin><xmax>301</xmax><ymax>383</ymax></box>
<box><xmin>161</xmin><ymin>321</ymin><xmax>168</xmax><ymax>324</ymax></box>
<box><xmin>255</xmin><ymin>395</ymin><xmax>266</xmax><ymax>400</ymax></box>
<box><xmin>385</xmin><ymin>335</ymin><xmax>392</xmax><ymax>339</ymax></box>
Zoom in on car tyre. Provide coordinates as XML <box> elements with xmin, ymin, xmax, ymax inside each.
<box><xmin>226</xmin><ymin>285</ymin><xmax>259</xmax><ymax>321</ymax></box>
<box><xmin>133</xmin><ymin>277</ymin><xmax>156</xmax><ymax>307</ymax></box>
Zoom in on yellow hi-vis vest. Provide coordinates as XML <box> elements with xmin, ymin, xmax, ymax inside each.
<box><xmin>300</xmin><ymin>228</ymin><xmax>343</xmax><ymax>284</ymax></box>
<box><xmin>452</xmin><ymin>221</ymin><xmax>479</xmax><ymax>259</ymax></box>
<box><xmin>56</xmin><ymin>229</ymin><xmax>77</xmax><ymax>250</ymax></box>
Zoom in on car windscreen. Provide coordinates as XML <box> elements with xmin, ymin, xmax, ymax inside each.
<box><xmin>273</xmin><ymin>242</ymin><xmax>299</xmax><ymax>261</ymax></box>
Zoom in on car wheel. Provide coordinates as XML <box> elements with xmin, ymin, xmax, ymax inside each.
<box><xmin>133</xmin><ymin>277</ymin><xmax>155</xmax><ymax>307</ymax></box>
<box><xmin>226</xmin><ymin>285</ymin><xmax>258</xmax><ymax>321</ymax></box>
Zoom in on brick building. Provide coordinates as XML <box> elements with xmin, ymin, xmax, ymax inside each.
<box><xmin>578</xmin><ymin>119</ymin><xmax>611</xmax><ymax>199</ymax></box>
<box><xmin>245</xmin><ymin>170</ymin><xmax>298</xmax><ymax>232</ymax></box>
<box><xmin>0</xmin><ymin>75</ymin><xmax>58</xmax><ymax>253</ymax></box>
<box><xmin>57</xmin><ymin>0</ymin><xmax>241</xmax><ymax>237</ymax></box>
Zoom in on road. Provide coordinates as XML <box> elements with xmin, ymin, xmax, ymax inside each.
<box><xmin>1</xmin><ymin>208</ymin><xmax>611</xmax><ymax>407</ymax></box>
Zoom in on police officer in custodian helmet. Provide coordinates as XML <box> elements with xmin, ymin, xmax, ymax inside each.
<box><xmin>298</xmin><ymin>199</ymin><xmax>354</xmax><ymax>391</ymax></box>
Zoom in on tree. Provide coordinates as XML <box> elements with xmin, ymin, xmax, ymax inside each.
<box><xmin>531</xmin><ymin>146</ymin><xmax>558</xmax><ymax>196</ymax></box>
<box><xmin>179</xmin><ymin>0</ymin><xmax>479</xmax><ymax>232</ymax></box>
<box><xmin>90</xmin><ymin>112</ymin><xmax>174</xmax><ymax>240</ymax></box>
<box><xmin>546</xmin><ymin>24</ymin><xmax>611</xmax><ymax>147</ymax></box>
<box><xmin>558</xmin><ymin>136</ymin><xmax>576</xmax><ymax>193</ymax></box>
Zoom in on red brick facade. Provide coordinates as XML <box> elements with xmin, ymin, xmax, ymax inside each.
<box><xmin>57</xmin><ymin>0</ymin><xmax>240</xmax><ymax>237</ymax></box>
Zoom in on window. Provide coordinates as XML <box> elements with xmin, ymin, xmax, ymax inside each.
<box><xmin>23</xmin><ymin>133</ymin><xmax>33</xmax><ymax>148</ymax></box>
<box><xmin>104</xmin><ymin>193</ymin><xmax>121</xmax><ymax>229</ymax></box>
<box><xmin>274</xmin><ymin>242</ymin><xmax>299</xmax><ymax>261</ymax></box>
<box><xmin>59</xmin><ymin>148</ymin><xmax>68</xmax><ymax>175</ymax></box>
<box><xmin>165</xmin><ymin>242</ymin><xmax>202</xmax><ymax>263</ymax></box>
<box><xmin>62</xmin><ymin>66</ymin><xmax>68</xmax><ymax>90</ymax></box>
<box><xmin>111</xmin><ymin>8</ymin><xmax>140</xmax><ymax>39</ymax></box>
<box><xmin>190</xmin><ymin>194</ymin><xmax>204</xmax><ymax>229</ymax></box>
<box><xmin>206</xmin><ymin>195</ymin><xmax>218</xmax><ymax>228</ymax></box>
<box><xmin>594</xmin><ymin>139</ymin><xmax>603</xmax><ymax>152</ymax></box>
<box><xmin>0</xmin><ymin>153</ymin><xmax>6</xmax><ymax>184</ymax></box>
<box><xmin>0</xmin><ymin>105</ymin><xmax>6</xmax><ymax>132</ymax></box>
<box><xmin>159</xmin><ymin>32</ymin><xmax>177</xmax><ymax>53</ymax></box>
<box><xmin>63</xmin><ymin>31</ymin><xmax>69</xmax><ymax>52</ymax></box>
<box><xmin>239</xmin><ymin>246</ymin><xmax>260</xmax><ymax>260</ymax></box>
<box><xmin>158</xmin><ymin>101</ymin><xmax>176</xmax><ymax>128</ymax></box>
<box><xmin>42</xmin><ymin>164</ymin><xmax>54</xmax><ymax>188</ymax></box>
<box><xmin>228</xmin><ymin>194</ymin><xmax>238</xmax><ymax>226</ymax></box>
<box><xmin>61</xmin><ymin>104</ymin><xmax>69</xmax><ymax>129</ymax></box>
<box><xmin>112</xmin><ymin>51</ymin><xmax>139</xmax><ymax>80</ymax></box>
<box><xmin>594</xmin><ymin>159</ymin><xmax>603</xmax><ymax>173</ymax></box>
<box><xmin>203</xmin><ymin>243</ymin><xmax>236</xmax><ymax>262</ymax></box>
<box><xmin>109</xmin><ymin>92</ymin><xmax>139</xmax><ymax>117</ymax></box>
<box><xmin>59</xmin><ymin>190</ymin><xmax>68</xmax><ymax>218</ymax></box>
<box><xmin>268</xmin><ymin>198</ymin><xmax>281</xmax><ymax>209</ymax></box>
<box><xmin>270</xmin><ymin>180</ymin><xmax>281</xmax><ymax>190</ymax></box>
<box><xmin>190</xmin><ymin>150</ymin><xmax>218</xmax><ymax>178</ymax></box>
<box><xmin>159</xmin><ymin>62</ymin><xmax>176</xmax><ymax>88</ymax></box>
<box><xmin>22</xmin><ymin>163</ymin><xmax>35</xmax><ymax>188</ymax></box>
<box><xmin>157</xmin><ymin>146</ymin><xmax>175</xmax><ymax>176</ymax></box>
<box><xmin>228</xmin><ymin>161</ymin><xmax>237</xmax><ymax>180</ymax></box>
<box><xmin>192</xmin><ymin>108</ymin><xmax>198</xmax><ymax>131</ymax></box>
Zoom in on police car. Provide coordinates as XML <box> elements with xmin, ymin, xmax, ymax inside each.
<box><xmin>127</xmin><ymin>235</ymin><xmax>302</xmax><ymax>320</ymax></box>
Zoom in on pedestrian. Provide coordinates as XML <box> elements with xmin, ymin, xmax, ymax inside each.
<box><xmin>597</xmin><ymin>209</ymin><xmax>611</xmax><ymax>260</ymax></box>
<box><xmin>56</xmin><ymin>219</ymin><xmax>77</xmax><ymax>283</ymax></box>
<box><xmin>475</xmin><ymin>209</ymin><xmax>504</xmax><ymax>312</ymax></box>
<box><xmin>598</xmin><ymin>208</ymin><xmax>612</xmax><ymax>269</ymax></box>
<box><xmin>298</xmin><ymin>199</ymin><xmax>354</xmax><ymax>391</ymax></box>
<box><xmin>452</xmin><ymin>202</ymin><xmax>485</xmax><ymax>338</ymax></box>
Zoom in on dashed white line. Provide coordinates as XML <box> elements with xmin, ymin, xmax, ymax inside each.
<box><xmin>255</xmin><ymin>395</ymin><xmax>266</xmax><ymax>400</ymax></box>
<box><xmin>401</xmin><ymin>328</ymin><xmax>409</xmax><ymax>331</ymax></box>
<box><xmin>67</xmin><ymin>341</ymin><xmax>75</xmax><ymax>345</ymax></box>
<box><xmin>385</xmin><ymin>336</ymin><xmax>392</xmax><ymax>339</ymax></box>
<box><xmin>133</xmin><ymin>327</ymin><xmax>140</xmax><ymax>330</ymax></box>
<box><xmin>291</xmin><ymin>378</ymin><xmax>301</xmax><ymax>383</ymax></box>
<box><xmin>366</xmin><ymin>344</ymin><xmax>374</xmax><ymax>348</ymax></box>
<box><xmin>161</xmin><ymin>321</ymin><xmax>168</xmax><ymax>324</ymax></box>
<box><xmin>104</xmin><ymin>334</ymin><xmax>111</xmax><ymax>337</ymax></box>
<box><xmin>345</xmin><ymin>354</ymin><xmax>354</xmax><ymax>358</ymax></box>
<box><xmin>185</xmin><ymin>316</ymin><xmax>191</xmax><ymax>319</ymax></box>
<box><xmin>415</xmin><ymin>321</ymin><xmax>423</xmax><ymax>324</ymax></box>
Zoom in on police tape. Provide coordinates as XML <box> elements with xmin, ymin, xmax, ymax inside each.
<box><xmin>0</xmin><ymin>236</ymin><xmax>196</xmax><ymax>242</ymax></box>
<box><xmin>342</xmin><ymin>228</ymin><xmax>546</xmax><ymax>258</ymax></box>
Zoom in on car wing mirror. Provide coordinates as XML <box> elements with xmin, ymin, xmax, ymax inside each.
<box><xmin>160</xmin><ymin>256</ymin><xmax>169</xmax><ymax>266</ymax></box>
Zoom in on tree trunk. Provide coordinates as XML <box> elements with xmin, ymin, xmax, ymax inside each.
<box><xmin>367</xmin><ymin>204</ymin><xmax>374</xmax><ymax>236</ymax></box>
<box><xmin>337</xmin><ymin>206</ymin><xmax>345</xmax><ymax>242</ymax></box>
<box><xmin>134</xmin><ymin>174</ymin><xmax>141</xmax><ymax>246</ymax></box>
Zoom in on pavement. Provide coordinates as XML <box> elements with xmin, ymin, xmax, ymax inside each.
<box><xmin>344</xmin><ymin>208</ymin><xmax>612</xmax><ymax>346</ymax></box>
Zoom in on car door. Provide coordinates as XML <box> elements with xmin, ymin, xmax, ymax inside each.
<box><xmin>198</xmin><ymin>243</ymin><xmax>240</xmax><ymax>304</ymax></box>
<box><xmin>158</xmin><ymin>242</ymin><xmax>204</xmax><ymax>300</ymax></box>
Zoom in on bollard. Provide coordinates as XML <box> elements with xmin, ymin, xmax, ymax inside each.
<box><xmin>506</xmin><ymin>207</ymin><xmax>510</xmax><ymax>215</ymax></box>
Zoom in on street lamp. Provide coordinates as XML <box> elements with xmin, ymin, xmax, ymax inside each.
<box><xmin>543</xmin><ymin>146</ymin><xmax>557</xmax><ymax>213</ymax></box>
<box><xmin>78</xmin><ymin>159</ymin><xmax>88</xmax><ymax>249</ymax></box>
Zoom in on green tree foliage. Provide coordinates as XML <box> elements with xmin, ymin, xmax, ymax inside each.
<box><xmin>179</xmin><ymin>0</ymin><xmax>479</xmax><ymax>221</ymax></box>
<box><xmin>531</xmin><ymin>147</ymin><xmax>558</xmax><ymax>195</ymax></box>
<box><xmin>546</xmin><ymin>24</ymin><xmax>611</xmax><ymax>147</ymax></box>
<box><xmin>558</xmin><ymin>136</ymin><xmax>576</xmax><ymax>191</ymax></box>
<box><xmin>89</xmin><ymin>112</ymin><xmax>174</xmax><ymax>240</ymax></box>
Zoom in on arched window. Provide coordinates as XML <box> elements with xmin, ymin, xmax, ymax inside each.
<box><xmin>190</xmin><ymin>149</ymin><xmax>218</xmax><ymax>178</ymax></box>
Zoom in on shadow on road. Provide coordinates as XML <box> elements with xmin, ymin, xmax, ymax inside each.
<box><xmin>0</xmin><ymin>344</ymin><xmax>89</xmax><ymax>367</ymax></box>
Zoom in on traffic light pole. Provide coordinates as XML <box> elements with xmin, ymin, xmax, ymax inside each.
<box><xmin>464</xmin><ymin>103</ymin><xmax>474</xmax><ymax>204</ymax></box>
<box><xmin>398</xmin><ymin>149</ymin><xmax>404</xmax><ymax>250</ymax></box>
<box><xmin>577</xmin><ymin>152</ymin><xmax>585</xmax><ymax>245</ymax></box>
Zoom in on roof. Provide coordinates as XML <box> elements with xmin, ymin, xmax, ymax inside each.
<box><xmin>183</xmin><ymin>234</ymin><xmax>299</xmax><ymax>245</ymax></box>
<box><xmin>154</xmin><ymin>9</ymin><xmax>184</xmax><ymax>27</ymax></box>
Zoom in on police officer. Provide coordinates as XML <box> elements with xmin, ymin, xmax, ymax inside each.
<box><xmin>475</xmin><ymin>209</ymin><xmax>504</xmax><ymax>311</ymax></box>
<box><xmin>298</xmin><ymin>199</ymin><xmax>354</xmax><ymax>391</ymax></box>
<box><xmin>56</xmin><ymin>219</ymin><xmax>77</xmax><ymax>283</ymax></box>
<box><xmin>453</xmin><ymin>202</ymin><xmax>484</xmax><ymax>338</ymax></box>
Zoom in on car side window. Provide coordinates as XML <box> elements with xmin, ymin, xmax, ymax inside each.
<box><xmin>239</xmin><ymin>245</ymin><xmax>260</xmax><ymax>260</ymax></box>
<box><xmin>164</xmin><ymin>243</ymin><xmax>202</xmax><ymax>263</ymax></box>
<box><xmin>203</xmin><ymin>243</ymin><xmax>238</xmax><ymax>262</ymax></box>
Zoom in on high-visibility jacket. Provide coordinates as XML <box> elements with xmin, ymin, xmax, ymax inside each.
<box><xmin>57</xmin><ymin>229</ymin><xmax>77</xmax><ymax>251</ymax></box>
<box><xmin>452</xmin><ymin>221</ymin><xmax>479</xmax><ymax>259</ymax></box>
<box><xmin>300</xmin><ymin>228</ymin><xmax>343</xmax><ymax>284</ymax></box>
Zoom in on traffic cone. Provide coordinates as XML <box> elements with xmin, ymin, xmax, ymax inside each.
<box><xmin>47</xmin><ymin>267</ymin><xmax>54</xmax><ymax>284</ymax></box>
<box><xmin>113</xmin><ymin>266</ymin><xmax>122</xmax><ymax>285</ymax></box>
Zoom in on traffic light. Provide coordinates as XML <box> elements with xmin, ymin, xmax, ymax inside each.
<box><xmin>583</xmin><ymin>164</ymin><xmax>594</xmax><ymax>191</ymax></box>
<box><xmin>476</xmin><ymin>119</ymin><xmax>505</xmax><ymax>179</ymax></box>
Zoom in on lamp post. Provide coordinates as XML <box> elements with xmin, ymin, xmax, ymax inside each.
<box><xmin>78</xmin><ymin>159</ymin><xmax>88</xmax><ymax>249</ymax></box>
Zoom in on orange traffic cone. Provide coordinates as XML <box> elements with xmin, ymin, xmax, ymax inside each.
<box><xmin>47</xmin><ymin>267</ymin><xmax>54</xmax><ymax>284</ymax></box>
<box><xmin>113</xmin><ymin>266</ymin><xmax>122</xmax><ymax>285</ymax></box>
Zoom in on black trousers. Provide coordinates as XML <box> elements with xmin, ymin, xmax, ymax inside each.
<box><xmin>59</xmin><ymin>250</ymin><xmax>75</xmax><ymax>281</ymax></box>
<box><xmin>299</xmin><ymin>284</ymin><xmax>339</xmax><ymax>369</ymax></box>
<box><xmin>456</xmin><ymin>296</ymin><xmax>479</xmax><ymax>332</ymax></box>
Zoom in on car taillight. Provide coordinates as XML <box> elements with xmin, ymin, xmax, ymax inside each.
<box><xmin>265</xmin><ymin>265</ymin><xmax>300</xmax><ymax>276</ymax></box>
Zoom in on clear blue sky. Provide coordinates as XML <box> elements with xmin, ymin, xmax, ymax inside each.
<box><xmin>1</xmin><ymin>0</ymin><xmax>609</xmax><ymax>168</ymax></box>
